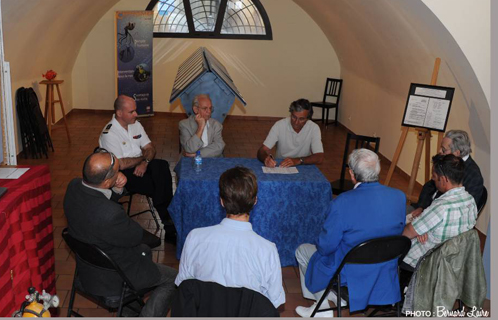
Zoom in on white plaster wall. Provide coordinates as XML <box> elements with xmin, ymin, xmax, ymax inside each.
<box><xmin>294</xmin><ymin>0</ymin><xmax>490</xmax><ymax>232</ymax></box>
<box><xmin>72</xmin><ymin>0</ymin><xmax>340</xmax><ymax>118</ymax></box>
<box><xmin>422</xmin><ymin>0</ymin><xmax>490</xmax><ymax>105</ymax></box>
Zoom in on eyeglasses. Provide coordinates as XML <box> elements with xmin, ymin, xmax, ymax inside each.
<box><xmin>94</xmin><ymin>148</ymin><xmax>116</xmax><ymax>181</ymax></box>
<box><xmin>198</xmin><ymin>106</ymin><xmax>214</xmax><ymax>112</ymax></box>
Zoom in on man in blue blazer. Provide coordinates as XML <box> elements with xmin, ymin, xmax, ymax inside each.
<box><xmin>295</xmin><ymin>148</ymin><xmax>406</xmax><ymax>317</ymax></box>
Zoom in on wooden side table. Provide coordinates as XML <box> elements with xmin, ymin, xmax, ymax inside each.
<box><xmin>39</xmin><ymin>80</ymin><xmax>71</xmax><ymax>143</ymax></box>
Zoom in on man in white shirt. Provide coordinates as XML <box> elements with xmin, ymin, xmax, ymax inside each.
<box><xmin>257</xmin><ymin>99</ymin><xmax>324</xmax><ymax>168</ymax></box>
<box><xmin>179</xmin><ymin>94</ymin><xmax>225</xmax><ymax>158</ymax></box>
<box><xmin>175</xmin><ymin>166</ymin><xmax>285</xmax><ymax>308</ymax></box>
<box><xmin>99</xmin><ymin>95</ymin><xmax>175</xmax><ymax>240</ymax></box>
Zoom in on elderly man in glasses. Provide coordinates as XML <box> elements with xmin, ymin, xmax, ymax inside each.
<box><xmin>402</xmin><ymin>154</ymin><xmax>477</xmax><ymax>269</ymax></box>
<box><xmin>99</xmin><ymin>95</ymin><xmax>175</xmax><ymax>242</ymax></box>
<box><xmin>179</xmin><ymin>94</ymin><xmax>225</xmax><ymax>158</ymax></box>
<box><xmin>64</xmin><ymin>150</ymin><xmax>178</xmax><ymax>317</ymax></box>
<box><xmin>409</xmin><ymin>130</ymin><xmax>484</xmax><ymax>219</ymax></box>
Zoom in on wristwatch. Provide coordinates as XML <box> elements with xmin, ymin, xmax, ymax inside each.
<box><xmin>299</xmin><ymin>158</ymin><xmax>304</xmax><ymax>165</ymax></box>
<box><xmin>144</xmin><ymin>158</ymin><xmax>151</xmax><ymax>164</ymax></box>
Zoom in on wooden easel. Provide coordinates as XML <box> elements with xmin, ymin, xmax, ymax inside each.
<box><xmin>39</xmin><ymin>80</ymin><xmax>71</xmax><ymax>143</ymax></box>
<box><xmin>385</xmin><ymin>58</ymin><xmax>444</xmax><ymax>203</ymax></box>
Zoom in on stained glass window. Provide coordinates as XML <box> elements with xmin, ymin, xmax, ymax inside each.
<box><xmin>221</xmin><ymin>0</ymin><xmax>265</xmax><ymax>35</ymax></box>
<box><xmin>147</xmin><ymin>0</ymin><xmax>272</xmax><ymax>39</ymax></box>
<box><xmin>152</xmin><ymin>0</ymin><xmax>189</xmax><ymax>33</ymax></box>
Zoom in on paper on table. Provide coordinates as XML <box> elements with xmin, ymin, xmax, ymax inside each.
<box><xmin>0</xmin><ymin>168</ymin><xmax>30</xmax><ymax>179</ymax></box>
<box><xmin>262</xmin><ymin>166</ymin><xmax>299</xmax><ymax>174</ymax></box>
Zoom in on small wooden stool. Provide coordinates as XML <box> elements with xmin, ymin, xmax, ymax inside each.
<box><xmin>39</xmin><ymin>80</ymin><xmax>71</xmax><ymax>143</ymax></box>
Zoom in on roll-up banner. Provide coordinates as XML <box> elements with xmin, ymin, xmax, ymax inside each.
<box><xmin>115</xmin><ymin>11</ymin><xmax>153</xmax><ymax>116</ymax></box>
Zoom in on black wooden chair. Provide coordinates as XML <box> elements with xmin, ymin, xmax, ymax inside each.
<box><xmin>331</xmin><ymin>133</ymin><xmax>380</xmax><ymax>195</ymax></box>
<box><xmin>310</xmin><ymin>78</ymin><xmax>343</xmax><ymax>127</ymax></box>
<box><xmin>311</xmin><ymin>236</ymin><xmax>411</xmax><ymax>317</ymax></box>
<box><xmin>62</xmin><ymin>228</ymin><xmax>156</xmax><ymax>317</ymax></box>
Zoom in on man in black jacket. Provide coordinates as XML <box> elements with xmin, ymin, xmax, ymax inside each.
<box><xmin>63</xmin><ymin>149</ymin><xmax>177</xmax><ymax>317</ymax></box>
<box><xmin>410</xmin><ymin>130</ymin><xmax>484</xmax><ymax>218</ymax></box>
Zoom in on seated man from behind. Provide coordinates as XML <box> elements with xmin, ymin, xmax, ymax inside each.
<box><xmin>410</xmin><ymin>129</ymin><xmax>483</xmax><ymax>218</ymax></box>
<box><xmin>402</xmin><ymin>154</ymin><xmax>477</xmax><ymax>269</ymax></box>
<box><xmin>179</xmin><ymin>94</ymin><xmax>225</xmax><ymax>157</ymax></box>
<box><xmin>99</xmin><ymin>95</ymin><xmax>175</xmax><ymax>239</ymax></box>
<box><xmin>175</xmin><ymin>166</ymin><xmax>285</xmax><ymax>308</ymax></box>
<box><xmin>63</xmin><ymin>150</ymin><xmax>178</xmax><ymax>317</ymax></box>
<box><xmin>257</xmin><ymin>99</ymin><xmax>324</xmax><ymax>168</ymax></box>
<box><xmin>295</xmin><ymin>149</ymin><xmax>406</xmax><ymax>317</ymax></box>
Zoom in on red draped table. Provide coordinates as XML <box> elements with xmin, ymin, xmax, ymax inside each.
<box><xmin>0</xmin><ymin>165</ymin><xmax>55</xmax><ymax>317</ymax></box>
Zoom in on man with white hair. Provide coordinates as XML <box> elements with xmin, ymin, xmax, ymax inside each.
<box><xmin>295</xmin><ymin>149</ymin><xmax>406</xmax><ymax>317</ymax></box>
<box><xmin>410</xmin><ymin>129</ymin><xmax>484</xmax><ymax>219</ymax></box>
<box><xmin>179</xmin><ymin>94</ymin><xmax>225</xmax><ymax>158</ymax></box>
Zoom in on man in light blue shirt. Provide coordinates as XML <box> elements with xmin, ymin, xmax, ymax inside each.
<box><xmin>175</xmin><ymin>166</ymin><xmax>285</xmax><ymax>308</ymax></box>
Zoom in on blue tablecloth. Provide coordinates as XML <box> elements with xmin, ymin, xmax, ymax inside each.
<box><xmin>168</xmin><ymin>157</ymin><xmax>332</xmax><ymax>266</ymax></box>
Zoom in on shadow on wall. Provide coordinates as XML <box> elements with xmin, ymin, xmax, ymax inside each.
<box><xmin>154</xmin><ymin>39</ymin><xmax>193</xmax><ymax>65</ymax></box>
<box><xmin>445</xmin><ymin>61</ymin><xmax>490</xmax><ymax>153</ymax></box>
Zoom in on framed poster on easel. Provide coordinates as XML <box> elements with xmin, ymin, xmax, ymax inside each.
<box><xmin>401</xmin><ymin>83</ymin><xmax>455</xmax><ymax>132</ymax></box>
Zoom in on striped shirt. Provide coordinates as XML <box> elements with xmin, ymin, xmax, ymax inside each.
<box><xmin>403</xmin><ymin>187</ymin><xmax>477</xmax><ymax>268</ymax></box>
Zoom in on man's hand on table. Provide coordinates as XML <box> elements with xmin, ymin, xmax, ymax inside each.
<box><xmin>183</xmin><ymin>151</ymin><xmax>196</xmax><ymax>157</ymax></box>
<box><xmin>280</xmin><ymin>157</ymin><xmax>299</xmax><ymax>168</ymax></box>
<box><xmin>133</xmin><ymin>161</ymin><xmax>148</xmax><ymax>177</ymax></box>
<box><xmin>264</xmin><ymin>155</ymin><xmax>277</xmax><ymax>168</ymax></box>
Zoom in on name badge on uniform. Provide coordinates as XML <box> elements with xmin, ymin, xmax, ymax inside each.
<box><xmin>133</xmin><ymin>134</ymin><xmax>142</xmax><ymax>139</ymax></box>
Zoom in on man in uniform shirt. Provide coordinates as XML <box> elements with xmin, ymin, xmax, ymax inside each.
<box><xmin>99</xmin><ymin>95</ymin><xmax>175</xmax><ymax>239</ymax></box>
<box><xmin>257</xmin><ymin>99</ymin><xmax>324</xmax><ymax>168</ymax></box>
<box><xmin>179</xmin><ymin>94</ymin><xmax>225</xmax><ymax>158</ymax></box>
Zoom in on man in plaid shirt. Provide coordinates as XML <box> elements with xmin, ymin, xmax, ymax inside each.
<box><xmin>402</xmin><ymin>154</ymin><xmax>477</xmax><ymax>269</ymax></box>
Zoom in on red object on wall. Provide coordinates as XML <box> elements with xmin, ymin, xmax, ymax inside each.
<box><xmin>0</xmin><ymin>165</ymin><xmax>55</xmax><ymax>317</ymax></box>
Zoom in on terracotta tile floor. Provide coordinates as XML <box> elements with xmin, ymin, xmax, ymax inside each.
<box><xmin>16</xmin><ymin>110</ymin><xmax>489</xmax><ymax>317</ymax></box>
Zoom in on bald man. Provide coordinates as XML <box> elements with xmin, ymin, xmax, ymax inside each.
<box><xmin>99</xmin><ymin>95</ymin><xmax>175</xmax><ymax>241</ymax></box>
<box><xmin>63</xmin><ymin>150</ymin><xmax>178</xmax><ymax>316</ymax></box>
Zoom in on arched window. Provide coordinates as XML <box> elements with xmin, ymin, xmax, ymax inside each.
<box><xmin>146</xmin><ymin>0</ymin><xmax>272</xmax><ymax>40</ymax></box>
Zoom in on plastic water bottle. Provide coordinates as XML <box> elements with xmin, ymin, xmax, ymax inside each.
<box><xmin>194</xmin><ymin>151</ymin><xmax>202</xmax><ymax>173</ymax></box>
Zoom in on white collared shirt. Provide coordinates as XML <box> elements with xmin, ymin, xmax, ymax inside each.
<box><xmin>175</xmin><ymin>218</ymin><xmax>286</xmax><ymax>308</ymax></box>
<box><xmin>201</xmin><ymin>121</ymin><xmax>210</xmax><ymax>147</ymax></box>
<box><xmin>99</xmin><ymin>114</ymin><xmax>151</xmax><ymax>158</ymax></box>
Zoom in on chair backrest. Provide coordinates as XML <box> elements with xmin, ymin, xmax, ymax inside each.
<box><xmin>336</xmin><ymin>236</ymin><xmax>411</xmax><ymax>273</ymax></box>
<box><xmin>62</xmin><ymin>228</ymin><xmax>138</xmax><ymax>291</ymax></box>
<box><xmin>322</xmin><ymin>78</ymin><xmax>343</xmax><ymax>104</ymax></box>
<box><xmin>476</xmin><ymin>186</ymin><xmax>487</xmax><ymax>218</ymax></box>
<box><xmin>339</xmin><ymin>132</ymin><xmax>381</xmax><ymax>185</ymax></box>
<box><xmin>172</xmin><ymin>279</ymin><xmax>279</xmax><ymax>317</ymax></box>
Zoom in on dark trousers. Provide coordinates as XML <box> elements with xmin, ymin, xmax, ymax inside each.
<box><xmin>122</xmin><ymin>159</ymin><xmax>173</xmax><ymax>223</ymax></box>
<box><xmin>140</xmin><ymin>263</ymin><xmax>178</xmax><ymax>317</ymax></box>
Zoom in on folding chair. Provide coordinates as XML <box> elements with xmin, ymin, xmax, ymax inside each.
<box><xmin>311</xmin><ymin>235</ymin><xmax>411</xmax><ymax>317</ymax></box>
<box><xmin>62</xmin><ymin>228</ymin><xmax>156</xmax><ymax>317</ymax></box>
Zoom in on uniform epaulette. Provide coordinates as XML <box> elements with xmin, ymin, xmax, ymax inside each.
<box><xmin>102</xmin><ymin>123</ymin><xmax>112</xmax><ymax>134</ymax></box>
